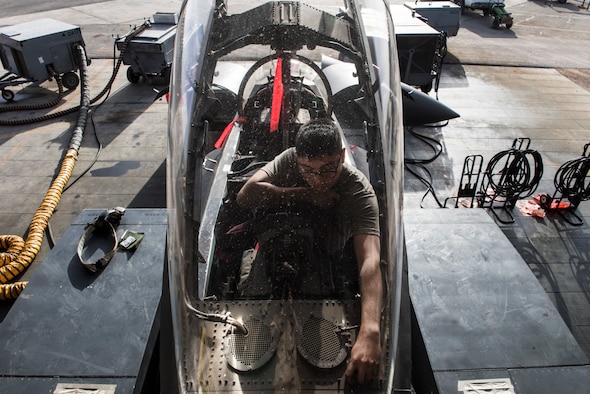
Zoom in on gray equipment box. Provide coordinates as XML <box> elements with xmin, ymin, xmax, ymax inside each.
<box><xmin>116</xmin><ymin>13</ymin><xmax>177</xmax><ymax>84</ymax></box>
<box><xmin>404</xmin><ymin>1</ymin><xmax>461</xmax><ymax>36</ymax></box>
<box><xmin>0</xmin><ymin>18</ymin><xmax>85</xmax><ymax>82</ymax></box>
<box><xmin>392</xmin><ymin>5</ymin><xmax>442</xmax><ymax>90</ymax></box>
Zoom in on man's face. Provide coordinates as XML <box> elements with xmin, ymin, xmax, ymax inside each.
<box><xmin>296</xmin><ymin>149</ymin><xmax>344</xmax><ymax>192</ymax></box>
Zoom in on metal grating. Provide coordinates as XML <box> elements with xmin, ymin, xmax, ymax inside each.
<box><xmin>297</xmin><ymin>316</ymin><xmax>347</xmax><ymax>369</ymax></box>
<box><xmin>225</xmin><ymin>317</ymin><xmax>276</xmax><ymax>371</ymax></box>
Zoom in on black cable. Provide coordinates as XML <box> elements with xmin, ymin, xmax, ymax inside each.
<box><xmin>45</xmin><ymin>44</ymin><xmax>113</xmax><ymax>248</ymax></box>
<box><xmin>554</xmin><ymin>156</ymin><xmax>590</xmax><ymax>204</ymax></box>
<box><xmin>483</xmin><ymin>148</ymin><xmax>544</xmax><ymax>201</ymax></box>
<box><xmin>0</xmin><ymin>72</ymin><xmax>65</xmax><ymax>114</ymax></box>
<box><xmin>406</xmin><ymin>127</ymin><xmax>444</xmax><ymax>164</ymax></box>
<box><xmin>404</xmin><ymin>127</ymin><xmax>446</xmax><ymax>207</ymax></box>
<box><xmin>61</xmin><ymin>37</ymin><xmax>120</xmax><ymax>192</ymax></box>
<box><xmin>433</xmin><ymin>31</ymin><xmax>448</xmax><ymax>101</ymax></box>
<box><xmin>405</xmin><ymin>161</ymin><xmax>445</xmax><ymax>208</ymax></box>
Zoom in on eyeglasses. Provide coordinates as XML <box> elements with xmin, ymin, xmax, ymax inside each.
<box><xmin>298</xmin><ymin>158</ymin><xmax>341</xmax><ymax>178</ymax></box>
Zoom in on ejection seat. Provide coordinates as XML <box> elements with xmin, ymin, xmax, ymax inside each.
<box><xmin>208</xmin><ymin>56</ymin><xmax>368</xmax><ymax>299</ymax></box>
<box><xmin>236</xmin><ymin>77</ymin><xmax>329</xmax><ymax>161</ymax></box>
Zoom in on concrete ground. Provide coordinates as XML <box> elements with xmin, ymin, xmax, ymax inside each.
<box><xmin>0</xmin><ymin>0</ymin><xmax>589</xmax><ymax>374</ymax></box>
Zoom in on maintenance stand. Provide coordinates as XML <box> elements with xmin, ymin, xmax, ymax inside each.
<box><xmin>0</xmin><ymin>209</ymin><xmax>166</xmax><ymax>394</ymax></box>
<box><xmin>406</xmin><ymin>209</ymin><xmax>590</xmax><ymax>393</ymax></box>
<box><xmin>116</xmin><ymin>13</ymin><xmax>177</xmax><ymax>85</ymax></box>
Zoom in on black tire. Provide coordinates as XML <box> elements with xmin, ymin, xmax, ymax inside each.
<box><xmin>62</xmin><ymin>71</ymin><xmax>80</xmax><ymax>90</ymax></box>
<box><xmin>127</xmin><ymin>67</ymin><xmax>141</xmax><ymax>83</ymax></box>
<box><xmin>493</xmin><ymin>18</ymin><xmax>500</xmax><ymax>29</ymax></box>
<box><xmin>506</xmin><ymin>22</ymin><xmax>513</xmax><ymax>29</ymax></box>
<box><xmin>2</xmin><ymin>89</ymin><xmax>15</xmax><ymax>101</ymax></box>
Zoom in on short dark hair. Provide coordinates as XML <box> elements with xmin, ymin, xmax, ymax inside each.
<box><xmin>295</xmin><ymin>119</ymin><xmax>342</xmax><ymax>158</ymax></box>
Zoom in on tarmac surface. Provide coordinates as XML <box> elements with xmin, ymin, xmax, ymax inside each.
<box><xmin>0</xmin><ymin>0</ymin><xmax>590</xmax><ymax>382</ymax></box>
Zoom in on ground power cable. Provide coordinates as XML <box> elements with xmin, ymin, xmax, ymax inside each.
<box><xmin>0</xmin><ymin>72</ymin><xmax>65</xmax><ymax>114</ymax></box>
<box><xmin>45</xmin><ymin>97</ymin><xmax>106</xmax><ymax>249</ymax></box>
<box><xmin>404</xmin><ymin>126</ymin><xmax>446</xmax><ymax>207</ymax></box>
<box><xmin>43</xmin><ymin>33</ymin><xmax>135</xmax><ymax>247</ymax></box>
<box><xmin>0</xmin><ymin>44</ymin><xmax>91</xmax><ymax>300</ymax></box>
<box><xmin>0</xmin><ymin>22</ymin><xmax>151</xmax><ymax>299</ymax></box>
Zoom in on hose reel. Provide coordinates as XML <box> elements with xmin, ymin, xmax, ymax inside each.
<box><xmin>538</xmin><ymin>143</ymin><xmax>590</xmax><ymax>225</ymax></box>
<box><xmin>478</xmin><ymin>138</ymin><xmax>544</xmax><ymax>223</ymax></box>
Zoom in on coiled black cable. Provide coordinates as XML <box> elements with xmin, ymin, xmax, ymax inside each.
<box><xmin>483</xmin><ymin>148</ymin><xmax>544</xmax><ymax>201</ymax></box>
<box><xmin>554</xmin><ymin>156</ymin><xmax>590</xmax><ymax>205</ymax></box>
<box><xmin>0</xmin><ymin>71</ymin><xmax>65</xmax><ymax>114</ymax></box>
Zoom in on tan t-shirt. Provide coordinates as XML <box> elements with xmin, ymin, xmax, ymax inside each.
<box><xmin>261</xmin><ymin>148</ymin><xmax>379</xmax><ymax>253</ymax></box>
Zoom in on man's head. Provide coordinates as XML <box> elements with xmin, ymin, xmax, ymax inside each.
<box><xmin>295</xmin><ymin>118</ymin><xmax>342</xmax><ymax>157</ymax></box>
<box><xmin>295</xmin><ymin>119</ymin><xmax>345</xmax><ymax>192</ymax></box>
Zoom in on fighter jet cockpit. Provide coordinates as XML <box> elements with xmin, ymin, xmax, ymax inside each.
<box><xmin>162</xmin><ymin>1</ymin><xmax>408</xmax><ymax>392</ymax></box>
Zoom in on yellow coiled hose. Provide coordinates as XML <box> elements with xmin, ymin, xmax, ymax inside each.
<box><xmin>0</xmin><ymin>22</ymin><xmax>150</xmax><ymax>300</ymax></box>
<box><xmin>0</xmin><ymin>42</ymin><xmax>90</xmax><ymax>300</ymax></box>
<box><xmin>0</xmin><ymin>150</ymin><xmax>78</xmax><ymax>300</ymax></box>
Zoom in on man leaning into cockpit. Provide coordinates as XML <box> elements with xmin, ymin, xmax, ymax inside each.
<box><xmin>236</xmin><ymin>118</ymin><xmax>383</xmax><ymax>385</ymax></box>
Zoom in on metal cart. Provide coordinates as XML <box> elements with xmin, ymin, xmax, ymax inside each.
<box><xmin>116</xmin><ymin>13</ymin><xmax>177</xmax><ymax>85</ymax></box>
<box><xmin>0</xmin><ymin>19</ymin><xmax>86</xmax><ymax>101</ymax></box>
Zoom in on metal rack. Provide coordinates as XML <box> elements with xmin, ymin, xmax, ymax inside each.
<box><xmin>477</xmin><ymin>138</ymin><xmax>544</xmax><ymax>223</ymax></box>
<box><xmin>538</xmin><ymin>143</ymin><xmax>590</xmax><ymax>226</ymax></box>
<box><xmin>115</xmin><ymin>13</ymin><xmax>177</xmax><ymax>85</ymax></box>
<box><xmin>444</xmin><ymin>154</ymin><xmax>483</xmax><ymax>208</ymax></box>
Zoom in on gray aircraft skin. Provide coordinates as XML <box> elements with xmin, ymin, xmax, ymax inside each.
<box><xmin>160</xmin><ymin>1</ymin><xmax>453</xmax><ymax>392</ymax></box>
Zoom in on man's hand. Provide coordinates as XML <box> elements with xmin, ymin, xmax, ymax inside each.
<box><xmin>347</xmin><ymin>234</ymin><xmax>382</xmax><ymax>385</ymax></box>
<box><xmin>345</xmin><ymin>327</ymin><xmax>381</xmax><ymax>385</ymax></box>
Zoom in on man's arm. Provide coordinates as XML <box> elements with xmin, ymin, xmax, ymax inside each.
<box><xmin>236</xmin><ymin>169</ymin><xmax>339</xmax><ymax>210</ymax></box>
<box><xmin>345</xmin><ymin>233</ymin><xmax>382</xmax><ymax>385</ymax></box>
